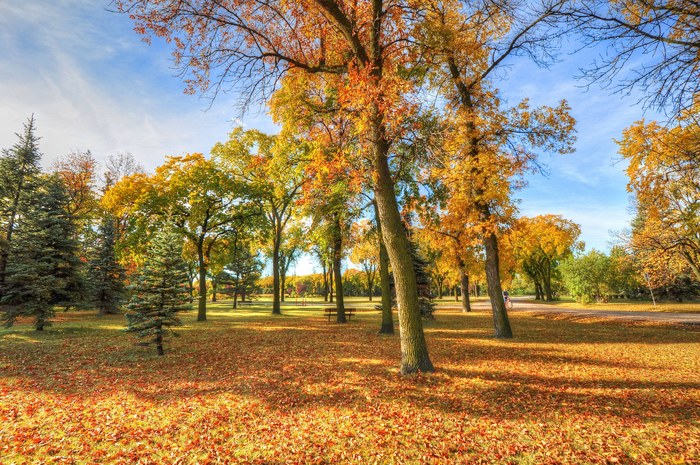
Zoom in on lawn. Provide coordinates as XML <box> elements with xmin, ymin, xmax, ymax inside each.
<box><xmin>531</xmin><ymin>296</ymin><xmax>700</xmax><ymax>314</ymax></box>
<box><xmin>1</xmin><ymin>302</ymin><xmax>699</xmax><ymax>464</ymax></box>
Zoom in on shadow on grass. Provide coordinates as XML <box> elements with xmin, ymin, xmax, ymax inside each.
<box><xmin>1</xmin><ymin>309</ymin><xmax>698</xmax><ymax>427</ymax></box>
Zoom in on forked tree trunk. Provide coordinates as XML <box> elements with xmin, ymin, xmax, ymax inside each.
<box><xmin>333</xmin><ymin>215</ymin><xmax>346</xmax><ymax>323</ymax></box>
<box><xmin>460</xmin><ymin>268</ymin><xmax>471</xmax><ymax>313</ymax></box>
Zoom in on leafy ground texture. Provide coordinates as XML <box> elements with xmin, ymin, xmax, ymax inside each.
<box><xmin>532</xmin><ymin>297</ymin><xmax>700</xmax><ymax>314</ymax></box>
<box><xmin>1</xmin><ymin>303</ymin><xmax>699</xmax><ymax>464</ymax></box>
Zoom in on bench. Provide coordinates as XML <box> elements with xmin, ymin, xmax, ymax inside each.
<box><xmin>324</xmin><ymin>307</ymin><xmax>356</xmax><ymax>322</ymax></box>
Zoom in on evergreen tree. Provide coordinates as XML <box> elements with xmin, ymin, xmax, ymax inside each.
<box><xmin>90</xmin><ymin>212</ymin><xmax>126</xmax><ymax>316</ymax></box>
<box><xmin>1</xmin><ymin>177</ymin><xmax>84</xmax><ymax>330</ymax></box>
<box><xmin>0</xmin><ymin>116</ymin><xmax>43</xmax><ymax>286</ymax></box>
<box><xmin>123</xmin><ymin>228</ymin><xmax>191</xmax><ymax>356</ymax></box>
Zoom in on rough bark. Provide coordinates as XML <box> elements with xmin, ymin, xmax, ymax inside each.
<box><xmin>374</xmin><ymin>201</ymin><xmax>395</xmax><ymax>334</ymax></box>
<box><xmin>197</xmin><ymin>238</ymin><xmax>207</xmax><ymax>321</ymax></box>
<box><xmin>373</xmin><ymin>134</ymin><xmax>433</xmax><ymax>373</ymax></box>
<box><xmin>483</xmin><ymin>232</ymin><xmax>513</xmax><ymax>338</ymax></box>
<box><xmin>333</xmin><ymin>215</ymin><xmax>347</xmax><ymax>323</ymax></box>
<box><xmin>272</xmin><ymin>223</ymin><xmax>282</xmax><ymax>315</ymax></box>
<box><xmin>460</xmin><ymin>268</ymin><xmax>471</xmax><ymax>313</ymax></box>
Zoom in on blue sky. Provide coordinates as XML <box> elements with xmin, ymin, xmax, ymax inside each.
<box><xmin>1</xmin><ymin>0</ymin><xmax>659</xmax><ymax>274</ymax></box>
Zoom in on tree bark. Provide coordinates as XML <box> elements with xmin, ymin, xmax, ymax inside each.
<box><xmin>333</xmin><ymin>214</ymin><xmax>346</xmax><ymax>323</ymax></box>
<box><xmin>156</xmin><ymin>326</ymin><xmax>164</xmax><ymax>356</ymax></box>
<box><xmin>197</xmin><ymin>238</ymin><xmax>207</xmax><ymax>321</ymax></box>
<box><xmin>454</xmin><ymin>285</ymin><xmax>458</xmax><ymax>302</ymax></box>
<box><xmin>272</xmin><ymin>222</ymin><xmax>282</xmax><ymax>315</ymax></box>
<box><xmin>460</xmin><ymin>268</ymin><xmax>471</xmax><ymax>313</ymax></box>
<box><xmin>233</xmin><ymin>291</ymin><xmax>238</xmax><ymax>309</ymax></box>
<box><xmin>373</xmin><ymin>136</ymin><xmax>433</xmax><ymax>373</ymax></box>
<box><xmin>375</xmin><ymin>201</ymin><xmax>394</xmax><ymax>335</ymax></box>
<box><xmin>483</xmin><ymin>232</ymin><xmax>512</xmax><ymax>338</ymax></box>
<box><xmin>329</xmin><ymin>261</ymin><xmax>334</xmax><ymax>303</ymax></box>
<box><xmin>322</xmin><ymin>259</ymin><xmax>328</xmax><ymax>301</ymax></box>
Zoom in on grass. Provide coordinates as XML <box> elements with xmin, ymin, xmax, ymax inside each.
<box><xmin>1</xmin><ymin>301</ymin><xmax>699</xmax><ymax>464</ymax></box>
<box><xmin>531</xmin><ymin>296</ymin><xmax>700</xmax><ymax>314</ymax></box>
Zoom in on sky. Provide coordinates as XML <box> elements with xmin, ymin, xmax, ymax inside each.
<box><xmin>0</xmin><ymin>0</ymin><xmax>661</xmax><ymax>275</ymax></box>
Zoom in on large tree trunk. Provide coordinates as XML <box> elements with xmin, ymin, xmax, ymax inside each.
<box><xmin>373</xmin><ymin>136</ymin><xmax>433</xmax><ymax>374</ymax></box>
<box><xmin>483</xmin><ymin>232</ymin><xmax>513</xmax><ymax>338</ymax></box>
<box><xmin>375</xmin><ymin>201</ymin><xmax>394</xmax><ymax>335</ymax></box>
<box><xmin>333</xmin><ymin>215</ymin><xmax>347</xmax><ymax>323</ymax></box>
<box><xmin>197</xmin><ymin>239</ymin><xmax>207</xmax><ymax>321</ymax></box>
<box><xmin>460</xmin><ymin>268</ymin><xmax>471</xmax><ymax>313</ymax></box>
<box><xmin>272</xmin><ymin>225</ymin><xmax>282</xmax><ymax>315</ymax></box>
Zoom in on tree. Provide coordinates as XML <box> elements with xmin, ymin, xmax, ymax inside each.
<box><xmin>89</xmin><ymin>210</ymin><xmax>126</xmax><ymax>316</ymax></box>
<box><xmin>616</xmin><ymin>115</ymin><xmax>700</xmax><ymax>285</ymax></box>
<box><xmin>0</xmin><ymin>116</ymin><xmax>42</xmax><ymax>287</ymax></box>
<box><xmin>508</xmin><ymin>215</ymin><xmax>584</xmax><ymax>301</ymax></box>
<box><xmin>116</xmin><ymin>0</ymin><xmax>436</xmax><ymax>374</ymax></box>
<box><xmin>350</xmin><ymin>220</ymin><xmax>380</xmax><ymax>301</ymax></box>
<box><xmin>1</xmin><ymin>177</ymin><xmax>84</xmax><ymax>330</ymax></box>
<box><xmin>104</xmin><ymin>153</ymin><xmax>253</xmax><ymax>321</ymax></box>
<box><xmin>561</xmin><ymin>248</ymin><xmax>642</xmax><ymax>303</ymax></box>
<box><xmin>418</xmin><ymin>0</ymin><xmax>576</xmax><ymax>337</ymax></box>
<box><xmin>214</xmin><ymin>129</ymin><xmax>307</xmax><ymax>316</ymax></box>
<box><xmin>123</xmin><ymin>228</ymin><xmax>191</xmax><ymax>356</ymax></box>
<box><xmin>567</xmin><ymin>0</ymin><xmax>700</xmax><ymax>118</ymax></box>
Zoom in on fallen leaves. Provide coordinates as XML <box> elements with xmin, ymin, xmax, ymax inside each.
<box><xmin>0</xmin><ymin>305</ymin><xmax>699</xmax><ymax>463</ymax></box>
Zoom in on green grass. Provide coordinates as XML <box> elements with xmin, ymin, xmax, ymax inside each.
<box><xmin>1</xmin><ymin>302</ymin><xmax>699</xmax><ymax>463</ymax></box>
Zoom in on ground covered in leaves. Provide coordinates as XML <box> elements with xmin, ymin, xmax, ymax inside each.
<box><xmin>1</xmin><ymin>303</ymin><xmax>699</xmax><ymax>464</ymax></box>
<box><xmin>533</xmin><ymin>297</ymin><xmax>700</xmax><ymax>314</ymax></box>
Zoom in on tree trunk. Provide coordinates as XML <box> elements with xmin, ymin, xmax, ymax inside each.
<box><xmin>483</xmin><ymin>232</ymin><xmax>512</xmax><ymax>338</ymax></box>
<box><xmin>197</xmin><ymin>240</ymin><xmax>207</xmax><ymax>321</ymax></box>
<box><xmin>367</xmin><ymin>273</ymin><xmax>374</xmax><ymax>302</ymax></box>
<box><xmin>373</xmin><ymin>136</ymin><xmax>433</xmax><ymax>373</ymax></box>
<box><xmin>329</xmin><ymin>261</ymin><xmax>334</xmax><ymax>303</ymax></box>
<box><xmin>322</xmin><ymin>260</ymin><xmax>328</xmax><ymax>301</ymax></box>
<box><xmin>212</xmin><ymin>281</ymin><xmax>218</xmax><ymax>302</ymax></box>
<box><xmin>272</xmin><ymin>225</ymin><xmax>282</xmax><ymax>315</ymax></box>
<box><xmin>543</xmin><ymin>260</ymin><xmax>553</xmax><ymax>301</ymax></box>
<box><xmin>374</xmin><ymin>199</ymin><xmax>394</xmax><ymax>335</ymax></box>
<box><xmin>233</xmin><ymin>291</ymin><xmax>238</xmax><ymax>309</ymax></box>
<box><xmin>333</xmin><ymin>215</ymin><xmax>346</xmax><ymax>323</ymax></box>
<box><xmin>241</xmin><ymin>286</ymin><xmax>246</xmax><ymax>302</ymax></box>
<box><xmin>437</xmin><ymin>282</ymin><xmax>443</xmax><ymax>300</ymax></box>
<box><xmin>460</xmin><ymin>268</ymin><xmax>471</xmax><ymax>313</ymax></box>
<box><xmin>156</xmin><ymin>326</ymin><xmax>164</xmax><ymax>356</ymax></box>
<box><xmin>454</xmin><ymin>285</ymin><xmax>458</xmax><ymax>302</ymax></box>
<box><xmin>534</xmin><ymin>281</ymin><xmax>542</xmax><ymax>300</ymax></box>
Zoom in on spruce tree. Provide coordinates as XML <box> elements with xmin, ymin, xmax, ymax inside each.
<box><xmin>1</xmin><ymin>177</ymin><xmax>84</xmax><ymax>330</ymax></box>
<box><xmin>123</xmin><ymin>228</ymin><xmax>191</xmax><ymax>356</ymax></box>
<box><xmin>0</xmin><ymin>116</ymin><xmax>43</xmax><ymax>286</ymax></box>
<box><xmin>90</xmin><ymin>212</ymin><xmax>126</xmax><ymax>316</ymax></box>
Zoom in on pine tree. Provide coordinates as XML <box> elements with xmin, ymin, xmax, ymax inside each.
<box><xmin>1</xmin><ymin>176</ymin><xmax>84</xmax><ymax>330</ymax></box>
<box><xmin>123</xmin><ymin>228</ymin><xmax>191</xmax><ymax>356</ymax></box>
<box><xmin>0</xmin><ymin>116</ymin><xmax>43</xmax><ymax>286</ymax></box>
<box><xmin>90</xmin><ymin>212</ymin><xmax>126</xmax><ymax>316</ymax></box>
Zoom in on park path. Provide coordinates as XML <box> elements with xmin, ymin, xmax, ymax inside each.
<box><xmin>439</xmin><ymin>297</ymin><xmax>700</xmax><ymax>325</ymax></box>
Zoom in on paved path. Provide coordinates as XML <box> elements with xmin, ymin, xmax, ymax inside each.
<box><xmin>439</xmin><ymin>298</ymin><xmax>700</xmax><ymax>325</ymax></box>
